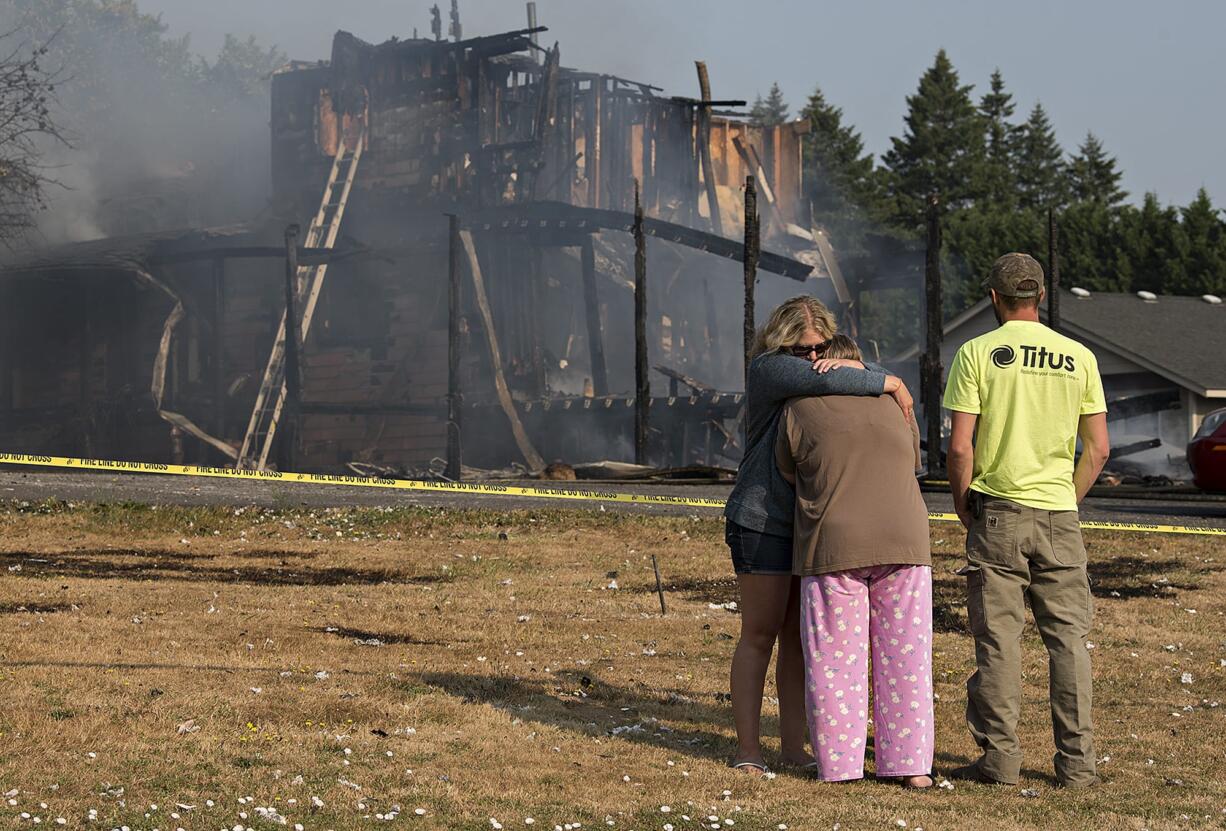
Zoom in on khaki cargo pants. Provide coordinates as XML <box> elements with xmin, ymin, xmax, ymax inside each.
<box><xmin>961</xmin><ymin>492</ymin><xmax>1097</xmax><ymax>786</ymax></box>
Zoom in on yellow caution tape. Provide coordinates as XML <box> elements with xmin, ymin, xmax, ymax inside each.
<box><xmin>1</xmin><ymin>452</ymin><xmax>1223</xmax><ymax>538</ymax></box>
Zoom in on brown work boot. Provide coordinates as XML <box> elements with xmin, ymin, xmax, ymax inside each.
<box><xmin>949</xmin><ymin>762</ymin><xmax>1011</xmax><ymax>785</ymax></box>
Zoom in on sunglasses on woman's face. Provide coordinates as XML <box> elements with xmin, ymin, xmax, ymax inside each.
<box><xmin>787</xmin><ymin>341</ymin><xmax>829</xmax><ymax>358</ymax></box>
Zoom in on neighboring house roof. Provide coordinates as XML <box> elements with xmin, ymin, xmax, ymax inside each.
<box><xmin>894</xmin><ymin>290</ymin><xmax>1226</xmax><ymax>397</ymax></box>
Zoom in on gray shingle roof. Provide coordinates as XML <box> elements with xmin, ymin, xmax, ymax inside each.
<box><xmin>1051</xmin><ymin>291</ymin><xmax>1226</xmax><ymax>395</ymax></box>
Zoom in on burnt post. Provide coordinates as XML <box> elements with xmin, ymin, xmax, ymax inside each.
<box><xmin>212</xmin><ymin>256</ymin><xmax>227</xmax><ymax>462</ymax></box>
<box><xmin>526</xmin><ymin>2</ymin><xmax>539</xmax><ymax>58</ymax></box>
<box><xmin>694</xmin><ymin>61</ymin><xmax>723</xmax><ymax>237</ymax></box>
<box><xmin>580</xmin><ymin>235</ymin><xmax>609</xmax><ymax>395</ymax></box>
<box><xmin>1048</xmin><ymin>206</ymin><xmax>1061</xmax><ymax>332</ymax></box>
<box><xmin>280</xmin><ymin>223</ymin><xmax>302</xmax><ymax>473</ymax></box>
<box><xmin>634</xmin><ymin>180</ymin><xmax>649</xmax><ymax>466</ymax></box>
<box><xmin>446</xmin><ymin>213</ymin><xmax>463</xmax><ymax>481</ymax></box>
<box><xmin>922</xmin><ymin>193</ymin><xmax>943</xmax><ymax>478</ymax></box>
<box><xmin>743</xmin><ymin>175</ymin><xmax>759</xmax><ymax>386</ymax></box>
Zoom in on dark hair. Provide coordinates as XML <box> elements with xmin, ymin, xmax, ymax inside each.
<box><xmin>815</xmin><ymin>333</ymin><xmax>863</xmax><ymax>361</ymax></box>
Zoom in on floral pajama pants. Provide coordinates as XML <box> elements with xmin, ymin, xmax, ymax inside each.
<box><xmin>800</xmin><ymin>564</ymin><xmax>934</xmax><ymax>781</ymax></box>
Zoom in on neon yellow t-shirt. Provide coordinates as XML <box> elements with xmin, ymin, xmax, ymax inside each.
<box><xmin>943</xmin><ymin>320</ymin><xmax>1107</xmax><ymax>511</ymax></box>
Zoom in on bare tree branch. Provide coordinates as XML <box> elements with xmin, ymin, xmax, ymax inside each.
<box><xmin>0</xmin><ymin>27</ymin><xmax>69</xmax><ymax>247</ymax></box>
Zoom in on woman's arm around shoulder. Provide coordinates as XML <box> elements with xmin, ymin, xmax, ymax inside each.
<box><xmin>749</xmin><ymin>352</ymin><xmax>887</xmax><ymax>405</ymax></box>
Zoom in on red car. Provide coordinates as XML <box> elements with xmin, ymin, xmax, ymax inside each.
<box><xmin>1188</xmin><ymin>407</ymin><xmax>1226</xmax><ymax>492</ymax></box>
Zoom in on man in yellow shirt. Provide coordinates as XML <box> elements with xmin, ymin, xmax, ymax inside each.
<box><xmin>943</xmin><ymin>253</ymin><xmax>1110</xmax><ymax>788</ymax></box>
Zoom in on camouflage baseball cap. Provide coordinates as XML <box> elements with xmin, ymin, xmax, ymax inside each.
<box><xmin>983</xmin><ymin>252</ymin><xmax>1045</xmax><ymax>298</ymax></box>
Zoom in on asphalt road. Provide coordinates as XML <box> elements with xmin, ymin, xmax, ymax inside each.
<box><xmin>1</xmin><ymin>468</ymin><xmax>1224</xmax><ymax>530</ymax></box>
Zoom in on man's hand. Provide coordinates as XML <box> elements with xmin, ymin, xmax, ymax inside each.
<box><xmin>883</xmin><ymin>376</ymin><xmax>914</xmax><ymax>421</ymax></box>
<box><xmin>955</xmin><ymin>495</ymin><xmax>974</xmax><ymax>530</ymax></box>
<box><xmin>811</xmin><ymin>358</ymin><xmax>864</xmax><ymax>373</ymax></box>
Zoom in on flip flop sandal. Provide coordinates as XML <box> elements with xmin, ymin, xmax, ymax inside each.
<box><xmin>731</xmin><ymin>760</ymin><xmax>769</xmax><ymax>775</ymax></box>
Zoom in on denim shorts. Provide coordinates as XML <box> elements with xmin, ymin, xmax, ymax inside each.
<box><xmin>725</xmin><ymin>520</ymin><xmax>794</xmax><ymax>575</ymax></box>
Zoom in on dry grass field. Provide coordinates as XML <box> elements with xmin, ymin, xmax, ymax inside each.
<box><xmin>0</xmin><ymin>498</ymin><xmax>1223</xmax><ymax>831</ymax></box>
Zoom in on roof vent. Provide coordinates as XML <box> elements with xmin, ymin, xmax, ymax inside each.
<box><xmin>1070</xmin><ymin>286</ymin><xmax>1091</xmax><ymax>298</ymax></box>
<box><xmin>1204</xmin><ymin>294</ymin><xmax>1223</xmax><ymax>305</ymax></box>
<box><xmin>1136</xmin><ymin>290</ymin><xmax>1158</xmax><ymax>302</ymax></box>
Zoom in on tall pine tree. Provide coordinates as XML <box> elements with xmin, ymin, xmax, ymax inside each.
<box><xmin>749</xmin><ymin>82</ymin><xmax>789</xmax><ymax>127</ymax></box>
<box><xmin>977</xmin><ymin>69</ymin><xmax>1018</xmax><ymax>208</ymax></box>
<box><xmin>1176</xmin><ymin>188</ymin><xmax>1226</xmax><ymax>295</ymax></box>
<box><xmin>1067</xmin><ymin>132</ymin><xmax>1127</xmax><ymax>206</ymax></box>
<box><xmin>800</xmin><ymin>85</ymin><xmax>877</xmax><ymax>220</ymax></box>
<box><xmin>1014</xmin><ymin>102</ymin><xmax>1066</xmax><ymax>209</ymax></box>
<box><xmin>1125</xmin><ymin>193</ymin><xmax>1189</xmax><ymax>294</ymax></box>
<box><xmin>880</xmin><ymin>49</ymin><xmax>985</xmax><ymax>229</ymax></box>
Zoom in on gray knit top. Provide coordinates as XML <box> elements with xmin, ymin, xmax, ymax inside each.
<box><xmin>724</xmin><ymin>352</ymin><xmax>888</xmax><ymax>537</ymax></box>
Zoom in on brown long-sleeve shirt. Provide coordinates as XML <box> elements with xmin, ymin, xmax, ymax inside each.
<box><xmin>774</xmin><ymin>395</ymin><xmax>931</xmax><ymax>576</ymax></box>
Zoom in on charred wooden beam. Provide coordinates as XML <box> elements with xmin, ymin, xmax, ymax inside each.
<box><xmin>922</xmin><ymin>193</ymin><xmax>943</xmax><ymax>477</ymax></box>
<box><xmin>211</xmin><ymin>256</ymin><xmax>227</xmax><ymax>461</ymax></box>
<box><xmin>278</xmin><ymin>224</ymin><xmax>302</xmax><ymax>473</ymax></box>
<box><xmin>694</xmin><ymin>62</ymin><xmax>724</xmax><ymax>237</ymax></box>
<box><xmin>541</xmin><ymin>151</ymin><xmax>583</xmax><ymax>200</ymax></box>
<box><xmin>529</xmin><ymin>42</ymin><xmax>561</xmax><ymax>200</ymax></box>
<box><xmin>1109</xmin><ymin>437</ymin><xmax>1162</xmax><ymax>459</ymax></box>
<box><xmin>653</xmin><ymin>364</ymin><xmax>713</xmax><ymax>393</ymax></box>
<box><xmin>634</xmin><ymin>182</ymin><xmax>649</xmax><ymax>465</ymax></box>
<box><xmin>670</xmin><ymin>97</ymin><xmax>747</xmax><ymax>107</ymax></box>
<box><xmin>463</xmin><ymin>201</ymin><xmax>814</xmax><ymax>279</ymax></box>
<box><xmin>731</xmin><ymin>136</ymin><xmax>777</xmax><ymax>207</ymax></box>
<box><xmin>447</xmin><ymin>214</ymin><xmax>463</xmax><ymax>480</ymax></box>
<box><xmin>743</xmin><ymin>176</ymin><xmax>759</xmax><ymax>385</ymax></box>
<box><xmin>642</xmin><ymin>105</ymin><xmax>658</xmax><ymax>212</ymax></box>
<box><xmin>565</xmin><ymin>71</ymin><xmax>663</xmax><ymax>93</ymax></box>
<box><xmin>459</xmin><ymin>228</ymin><xmax>545</xmax><ymax>471</ymax></box>
<box><xmin>587</xmin><ymin>77</ymin><xmax>603</xmax><ymax>208</ymax></box>
<box><xmin>526</xmin><ymin>2</ymin><xmax>540</xmax><ymax>57</ymax></box>
<box><xmin>703</xmin><ymin>277</ymin><xmax>721</xmax><ymax>383</ymax></box>
<box><xmin>1048</xmin><ymin>206</ymin><xmax>1061</xmax><ymax>332</ymax></box>
<box><xmin>580</xmin><ymin>235</ymin><xmax>609</xmax><ymax>396</ymax></box>
<box><xmin>1105</xmin><ymin>389</ymin><xmax>1181</xmax><ymax>422</ymax></box>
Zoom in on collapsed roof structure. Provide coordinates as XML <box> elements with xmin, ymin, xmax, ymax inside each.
<box><xmin>0</xmin><ymin>11</ymin><xmax>848</xmax><ymax>477</ymax></box>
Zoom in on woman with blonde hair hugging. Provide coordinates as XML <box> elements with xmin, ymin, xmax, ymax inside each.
<box><xmin>724</xmin><ymin>296</ymin><xmax>914</xmax><ymax>774</ymax></box>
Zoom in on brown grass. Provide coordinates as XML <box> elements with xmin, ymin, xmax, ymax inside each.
<box><xmin>0</xmin><ymin>499</ymin><xmax>1223</xmax><ymax>830</ymax></box>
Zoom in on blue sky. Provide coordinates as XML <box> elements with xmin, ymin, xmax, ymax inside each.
<box><xmin>141</xmin><ymin>0</ymin><xmax>1224</xmax><ymax>208</ymax></box>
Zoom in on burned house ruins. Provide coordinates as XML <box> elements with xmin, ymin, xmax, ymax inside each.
<box><xmin>0</xmin><ymin>13</ymin><xmax>847</xmax><ymax>477</ymax></box>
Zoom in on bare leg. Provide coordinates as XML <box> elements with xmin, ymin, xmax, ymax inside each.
<box><xmin>730</xmin><ymin>573</ymin><xmax>793</xmax><ymax>770</ymax></box>
<box><xmin>776</xmin><ymin>577</ymin><xmax>811</xmax><ymax>765</ymax></box>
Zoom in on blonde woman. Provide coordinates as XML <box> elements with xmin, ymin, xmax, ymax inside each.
<box><xmin>724</xmin><ymin>296</ymin><xmax>914</xmax><ymax>774</ymax></box>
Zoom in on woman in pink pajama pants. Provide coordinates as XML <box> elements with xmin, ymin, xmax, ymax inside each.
<box><xmin>775</xmin><ymin>335</ymin><xmax>934</xmax><ymax>788</ymax></box>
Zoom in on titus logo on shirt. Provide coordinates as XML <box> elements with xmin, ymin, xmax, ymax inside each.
<box><xmin>994</xmin><ymin>344</ymin><xmax>1077</xmax><ymax>373</ymax></box>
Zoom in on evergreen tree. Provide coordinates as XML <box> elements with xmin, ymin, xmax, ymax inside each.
<box><xmin>800</xmin><ymin>85</ymin><xmax>877</xmax><ymax>220</ymax></box>
<box><xmin>1125</xmin><ymin>193</ymin><xmax>1189</xmax><ymax>294</ymax></box>
<box><xmin>879</xmin><ymin>49</ymin><xmax>985</xmax><ymax>229</ymax></box>
<box><xmin>749</xmin><ymin>82</ymin><xmax>789</xmax><ymax>127</ymax></box>
<box><xmin>1057</xmin><ymin>200</ymin><xmax>1134</xmax><ymax>292</ymax></box>
<box><xmin>1067</xmin><ymin>132</ymin><xmax>1127</xmax><ymax>206</ymax></box>
<box><xmin>1176</xmin><ymin>188</ymin><xmax>1226</xmax><ymax>295</ymax></box>
<box><xmin>1014</xmin><ymin>102</ymin><xmax>1067</xmax><ymax>209</ymax></box>
<box><xmin>977</xmin><ymin>69</ymin><xmax>1018</xmax><ymax>208</ymax></box>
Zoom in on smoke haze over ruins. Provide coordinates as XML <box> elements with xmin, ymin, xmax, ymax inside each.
<box><xmin>132</xmin><ymin>0</ymin><xmax>1226</xmax><ymax>208</ymax></box>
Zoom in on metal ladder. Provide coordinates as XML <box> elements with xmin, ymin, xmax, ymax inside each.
<box><xmin>236</xmin><ymin>128</ymin><xmax>366</xmax><ymax>470</ymax></box>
